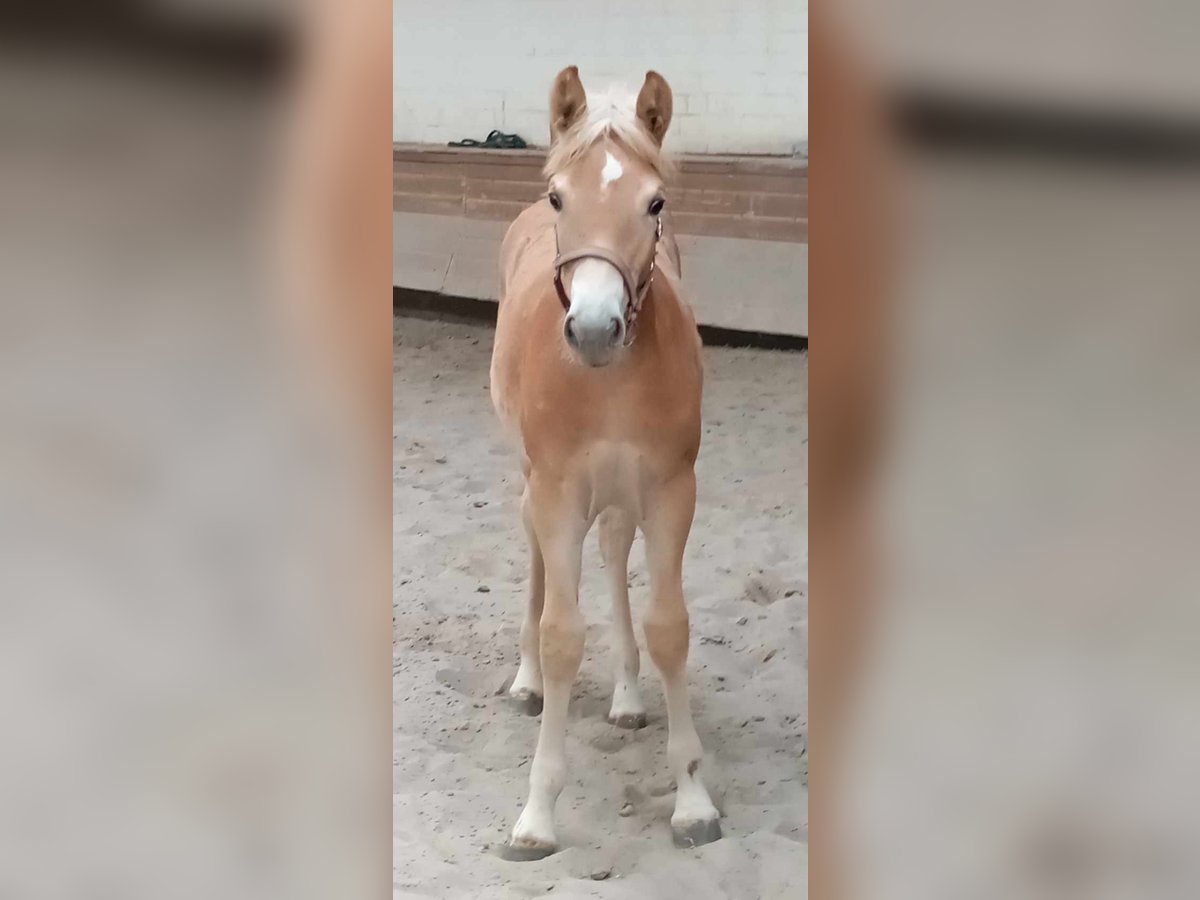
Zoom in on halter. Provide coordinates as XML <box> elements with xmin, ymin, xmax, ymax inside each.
<box><xmin>553</xmin><ymin>216</ymin><xmax>663</xmax><ymax>347</ymax></box>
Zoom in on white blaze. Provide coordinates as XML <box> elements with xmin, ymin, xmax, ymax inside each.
<box><xmin>569</xmin><ymin>258</ymin><xmax>626</xmax><ymax>335</ymax></box>
<box><xmin>601</xmin><ymin>150</ymin><xmax>623</xmax><ymax>189</ymax></box>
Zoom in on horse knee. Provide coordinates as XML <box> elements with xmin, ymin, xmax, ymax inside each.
<box><xmin>539</xmin><ymin>606</ymin><xmax>585</xmax><ymax>681</ymax></box>
<box><xmin>644</xmin><ymin>601</ymin><xmax>689</xmax><ymax>675</ymax></box>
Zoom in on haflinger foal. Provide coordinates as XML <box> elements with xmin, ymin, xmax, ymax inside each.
<box><xmin>490</xmin><ymin>66</ymin><xmax>720</xmax><ymax>859</ymax></box>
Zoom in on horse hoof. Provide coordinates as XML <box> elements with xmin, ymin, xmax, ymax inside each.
<box><xmin>499</xmin><ymin>840</ymin><xmax>557</xmax><ymax>861</ymax></box>
<box><xmin>607</xmin><ymin>712</ymin><xmax>647</xmax><ymax>730</ymax></box>
<box><xmin>508</xmin><ymin>689</ymin><xmax>543</xmax><ymax>716</ymax></box>
<box><xmin>672</xmin><ymin>818</ymin><xmax>723</xmax><ymax>849</ymax></box>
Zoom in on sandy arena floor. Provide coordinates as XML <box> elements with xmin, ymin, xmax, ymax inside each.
<box><xmin>393</xmin><ymin>313</ymin><xmax>807</xmax><ymax>899</ymax></box>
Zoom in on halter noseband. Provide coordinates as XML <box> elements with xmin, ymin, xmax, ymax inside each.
<box><xmin>553</xmin><ymin>216</ymin><xmax>663</xmax><ymax>347</ymax></box>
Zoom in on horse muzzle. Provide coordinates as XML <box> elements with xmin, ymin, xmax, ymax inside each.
<box><xmin>553</xmin><ymin>218</ymin><xmax>661</xmax><ymax>362</ymax></box>
<box><xmin>563</xmin><ymin>309</ymin><xmax>625</xmax><ymax>366</ymax></box>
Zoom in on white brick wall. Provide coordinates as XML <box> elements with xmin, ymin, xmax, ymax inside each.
<box><xmin>393</xmin><ymin>0</ymin><xmax>807</xmax><ymax>155</ymax></box>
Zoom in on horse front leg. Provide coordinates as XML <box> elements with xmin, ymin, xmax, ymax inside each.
<box><xmin>642</xmin><ymin>468</ymin><xmax>721</xmax><ymax>848</ymax></box>
<box><xmin>503</xmin><ymin>476</ymin><xmax>588</xmax><ymax>860</ymax></box>
<box><xmin>508</xmin><ymin>486</ymin><xmax>545</xmax><ymax>715</ymax></box>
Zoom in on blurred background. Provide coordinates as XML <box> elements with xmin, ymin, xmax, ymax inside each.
<box><xmin>0</xmin><ymin>2</ymin><xmax>389</xmax><ymax>898</ymax></box>
<box><xmin>815</xmin><ymin>3</ymin><xmax>1200</xmax><ymax>899</ymax></box>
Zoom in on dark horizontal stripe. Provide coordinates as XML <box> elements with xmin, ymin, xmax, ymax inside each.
<box><xmin>393</xmin><ymin>288</ymin><xmax>807</xmax><ymax>351</ymax></box>
<box><xmin>893</xmin><ymin>88</ymin><xmax>1200</xmax><ymax>166</ymax></box>
<box><xmin>394</xmin><ymin>143</ymin><xmax>807</xmax><ymax>176</ymax></box>
<box><xmin>0</xmin><ymin>3</ymin><xmax>290</xmax><ymax>80</ymax></box>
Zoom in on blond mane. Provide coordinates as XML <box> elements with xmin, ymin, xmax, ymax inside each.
<box><xmin>543</xmin><ymin>86</ymin><xmax>673</xmax><ymax>180</ymax></box>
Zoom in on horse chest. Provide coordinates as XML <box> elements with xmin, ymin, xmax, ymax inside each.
<box><xmin>574</xmin><ymin>440</ymin><xmax>650</xmax><ymax>519</ymax></box>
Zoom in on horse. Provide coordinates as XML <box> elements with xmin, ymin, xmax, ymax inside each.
<box><xmin>489</xmin><ymin>65</ymin><xmax>721</xmax><ymax>859</ymax></box>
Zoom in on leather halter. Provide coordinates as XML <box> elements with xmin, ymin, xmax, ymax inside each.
<box><xmin>553</xmin><ymin>216</ymin><xmax>663</xmax><ymax>347</ymax></box>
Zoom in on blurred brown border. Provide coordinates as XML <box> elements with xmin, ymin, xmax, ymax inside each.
<box><xmin>809</xmin><ymin>5</ymin><xmax>891</xmax><ymax>899</ymax></box>
<box><xmin>283</xmin><ymin>0</ymin><xmax>393</xmax><ymax>893</ymax></box>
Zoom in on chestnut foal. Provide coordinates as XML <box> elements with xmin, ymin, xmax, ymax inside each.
<box><xmin>490</xmin><ymin>66</ymin><xmax>721</xmax><ymax>858</ymax></box>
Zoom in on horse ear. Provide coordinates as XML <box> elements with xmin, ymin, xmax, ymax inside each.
<box><xmin>636</xmin><ymin>70</ymin><xmax>673</xmax><ymax>145</ymax></box>
<box><xmin>549</xmin><ymin>66</ymin><xmax>587</xmax><ymax>143</ymax></box>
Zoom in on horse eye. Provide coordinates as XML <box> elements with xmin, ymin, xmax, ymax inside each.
<box><xmin>648</xmin><ymin>197</ymin><xmax>665</xmax><ymax>215</ymax></box>
<box><xmin>548</xmin><ymin>192</ymin><xmax>562</xmax><ymax>211</ymax></box>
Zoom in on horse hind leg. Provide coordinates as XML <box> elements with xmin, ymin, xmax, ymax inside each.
<box><xmin>599</xmin><ymin>507</ymin><xmax>646</xmax><ymax>729</ymax></box>
<box><xmin>508</xmin><ymin>487</ymin><xmax>544</xmax><ymax>715</ymax></box>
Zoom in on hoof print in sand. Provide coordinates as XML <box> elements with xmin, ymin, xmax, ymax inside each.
<box><xmin>508</xmin><ymin>690</ymin><xmax>544</xmax><ymax>716</ymax></box>
<box><xmin>607</xmin><ymin>712</ymin><xmax>648</xmax><ymax>730</ymax></box>
<box><xmin>672</xmin><ymin>818</ymin><xmax>723</xmax><ymax>849</ymax></box>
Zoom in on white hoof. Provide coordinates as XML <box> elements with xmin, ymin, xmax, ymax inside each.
<box><xmin>608</xmin><ymin>681</ymin><xmax>646</xmax><ymax>728</ymax></box>
<box><xmin>671</xmin><ymin>816</ymin><xmax>722</xmax><ymax>848</ymax></box>
<box><xmin>507</xmin><ymin>806</ymin><xmax>557</xmax><ymax>860</ymax></box>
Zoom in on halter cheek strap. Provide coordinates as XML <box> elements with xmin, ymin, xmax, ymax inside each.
<box><xmin>553</xmin><ymin>217</ymin><xmax>662</xmax><ymax>346</ymax></box>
